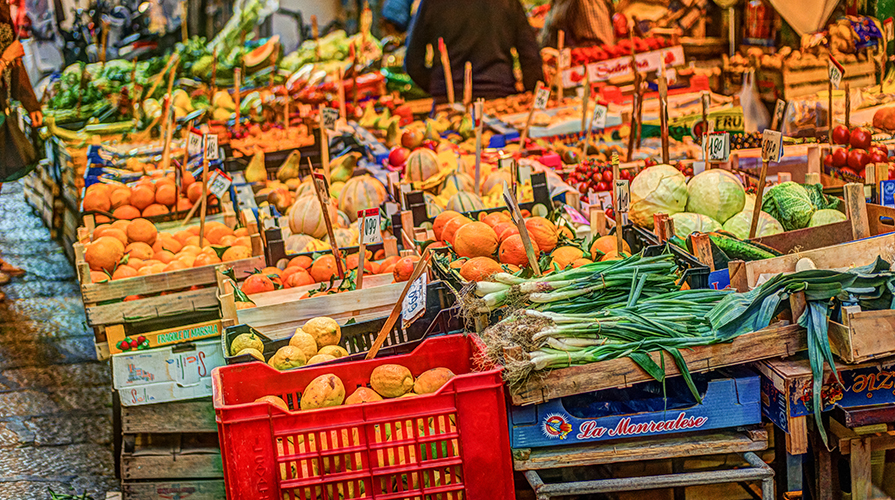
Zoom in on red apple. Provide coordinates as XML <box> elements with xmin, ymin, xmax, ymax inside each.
<box><xmin>596</xmin><ymin>181</ymin><xmax>609</xmax><ymax>192</ymax></box>
<box><xmin>388</xmin><ymin>147</ymin><xmax>410</xmax><ymax>167</ymax></box>
<box><xmin>849</xmin><ymin>127</ymin><xmax>872</xmax><ymax>150</ymax></box>
<box><xmin>876</xmin><ymin>144</ymin><xmax>889</xmax><ymax>156</ymax></box>
<box><xmin>847</xmin><ymin>149</ymin><xmax>871</xmax><ymax>170</ymax></box>
<box><xmin>832</xmin><ymin>125</ymin><xmax>851</xmax><ymax>145</ymax></box>
<box><xmin>870</xmin><ymin>151</ymin><xmax>888</xmax><ymax>164</ymax></box>
<box><xmin>824</xmin><ymin>154</ymin><xmax>834</xmax><ymax>167</ymax></box>
<box><xmin>832</xmin><ymin>147</ymin><xmax>848</xmax><ymax>167</ymax></box>
<box><xmin>602</xmin><ymin>170</ymin><xmax>614</xmax><ymax>183</ymax></box>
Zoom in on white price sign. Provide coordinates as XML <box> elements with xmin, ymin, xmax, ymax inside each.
<box><xmin>773</xmin><ymin>99</ymin><xmax>787</xmax><ymax>125</ymax></box>
<box><xmin>203</xmin><ymin>134</ymin><xmax>219</xmax><ymax>160</ymax></box>
<box><xmin>533</xmin><ymin>87</ymin><xmax>551</xmax><ymax>110</ymax></box>
<box><xmin>321</xmin><ymin>107</ymin><xmax>339</xmax><ymax>130</ymax></box>
<box><xmin>187</xmin><ymin>132</ymin><xmax>203</xmax><ymax>157</ymax></box>
<box><xmin>828</xmin><ymin>57</ymin><xmax>844</xmax><ymax>90</ymax></box>
<box><xmin>591</xmin><ymin>103</ymin><xmax>608</xmax><ymax>129</ymax></box>
<box><xmin>313</xmin><ymin>173</ymin><xmax>329</xmax><ymax>202</ymax></box>
<box><xmin>559</xmin><ymin>48</ymin><xmax>572</xmax><ymax>68</ymax></box>
<box><xmin>402</xmin><ymin>272</ymin><xmax>427</xmax><ymax>327</ymax></box>
<box><xmin>706</xmin><ymin>132</ymin><xmax>730</xmax><ymax>162</ymax></box>
<box><xmin>886</xmin><ymin>18</ymin><xmax>894</xmax><ymax>39</ymax></box>
<box><xmin>357</xmin><ymin>208</ymin><xmax>382</xmax><ymax>245</ymax></box>
<box><xmin>518</xmin><ymin>165</ymin><xmax>532</xmax><ymax>184</ymax></box>
<box><xmin>614</xmin><ymin>179</ymin><xmax>630</xmax><ymax>213</ymax></box>
<box><xmin>207</xmin><ymin>170</ymin><xmax>232</xmax><ymax>198</ymax></box>
<box><xmin>761</xmin><ymin>129</ymin><xmax>784</xmax><ymax>163</ymax></box>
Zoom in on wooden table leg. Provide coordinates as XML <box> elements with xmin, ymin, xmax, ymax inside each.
<box><xmin>813</xmin><ymin>424</ymin><xmax>833</xmax><ymax>500</ymax></box>
<box><xmin>850</xmin><ymin>437</ymin><xmax>872</xmax><ymax>500</ymax></box>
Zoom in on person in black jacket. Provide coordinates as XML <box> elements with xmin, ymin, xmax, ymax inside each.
<box><xmin>405</xmin><ymin>0</ymin><xmax>543</xmax><ymax>100</ymax></box>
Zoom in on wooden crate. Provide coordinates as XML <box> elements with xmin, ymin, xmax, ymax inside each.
<box><xmin>120</xmin><ymin>480</ymin><xmax>225</xmax><ymax>500</ymax></box>
<box><xmin>773</xmin><ymin>60</ymin><xmax>877</xmax><ymax>100</ymax></box>
<box><xmin>509</xmin><ymin>323</ymin><xmax>807</xmax><ymax>406</ymax></box>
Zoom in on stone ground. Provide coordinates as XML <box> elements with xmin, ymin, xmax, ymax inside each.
<box><xmin>0</xmin><ymin>182</ymin><xmax>117</xmax><ymax>499</ymax></box>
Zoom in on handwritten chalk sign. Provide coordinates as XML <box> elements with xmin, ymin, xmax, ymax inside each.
<box><xmin>828</xmin><ymin>56</ymin><xmax>844</xmax><ymax>90</ymax></box>
<box><xmin>402</xmin><ymin>272</ymin><xmax>427</xmax><ymax>327</ymax></box>
<box><xmin>533</xmin><ymin>86</ymin><xmax>551</xmax><ymax>110</ymax></box>
<box><xmin>358</xmin><ymin>208</ymin><xmax>382</xmax><ymax>245</ymax></box>
<box><xmin>313</xmin><ymin>172</ymin><xmax>330</xmax><ymax>203</ymax></box>
<box><xmin>321</xmin><ymin>107</ymin><xmax>339</xmax><ymax>130</ymax></box>
<box><xmin>706</xmin><ymin>132</ymin><xmax>730</xmax><ymax>162</ymax></box>
<box><xmin>203</xmin><ymin>134</ymin><xmax>218</xmax><ymax>160</ymax></box>
<box><xmin>761</xmin><ymin>130</ymin><xmax>784</xmax><ymax>163</ymax></box>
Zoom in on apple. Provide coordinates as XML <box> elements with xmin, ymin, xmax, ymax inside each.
<box><xmin>388</xmin><ymin>147</ymin><xmax>410</xmax><ymax>167</ymax></box>
<box><xmin>870</xmin><ymin>151</ymin><xmax>888</xmax><ymax>164</ymax></box>
<box><xmin>401</xmin><ymin>129</ymin><xmax>423</xmax><ymax>149</ymax></box>
<box><xmin>877</xmin><ymin>144</ymin><xmax>889</xmax><ymax>156</ymax></box>
<box><xmin>847</xmin><ymin>149</ymin><xmax>871</xmax><ymax>170</ymax></box>
<box><xmin>824</xmin><ymin>154</ymin><xmax>834</xmax><ymax>167</ymax></box>
<box><xmin>832</xmin><ymin>125</ymin><xmax>851</xmax><ymax>145</ymax></box>
<box><xmin>832</xmin><ymin>147</ymin><xmax>848</xmax><ymax>167</ymax></box>
<box><xmin>596</xmin><ymin>181</ymin><xmax>609</xmax><ymax>192</ymax></box>
<box><xmin>603</xmin><ymin>170</ymin><xmax>614</xmax><ymax>183</ymax></box>
<box><xmin>849</xmin><ymin>127</ymin><xmax>872</xmax><ymax>150</ymax></box>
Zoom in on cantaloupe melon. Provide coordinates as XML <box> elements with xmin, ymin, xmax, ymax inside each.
<box><xmin>288</xmin><ymin>195</ymin><xmax>337</xmax><ymax>239</ymax></box>
<box><xmin>405</xmin><ymin>148</ymin><xmax>440</xmax><ymax>184</ymax></box>
<box><xmin>445</xmin><ymin>192</ymin><xmax>484</xmax><ymax>213</ymax></box>
<box><xmin>338</xmin><ymin>175</ymin><xmax>387</xmax><ymax>221</ymax></box>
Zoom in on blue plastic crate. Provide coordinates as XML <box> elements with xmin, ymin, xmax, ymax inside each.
<box><xmin>510</xmin><ymin>367</ymin><xmax>761</xmax><ymax>448</ymax></box>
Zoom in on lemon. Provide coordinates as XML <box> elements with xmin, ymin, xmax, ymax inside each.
<box><xmin>302</xmin><ymin>317</ymin><xmax>341</xmax><ymax>348</ymax></box>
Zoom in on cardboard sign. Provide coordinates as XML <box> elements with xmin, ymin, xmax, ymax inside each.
<box><xmin>885</xmin><ymin>17</ymin><xmax>894</xmax><ymax>40</ymax></box>
<box><xmin>591</xmin><ymin>103</ymin><xmax>608</xmax><ymax>129</ymax></box>
<box><xmin>534</xmin><ymin>86</ymin><xmax>551</xmax><ymax>110</ymax></box>
<box><xmin>560</xmin><ymin>48</ymin><xmax>572</xmax><ymax>68</ymax></box>
<box><xmin>207</xmin><ymin>170</ymin><xmax>232</xmax><ymax>198</ymax></box>
<box><xmin>313</xmin><ymin>172</ymin><xmax>329</xmax><ymax>202</ymax></box>
<box><xmin>761</xmin><ymin>130</ymin><xmax>784</xmax><ymax>163</ymax></box>
<box><xmin>203</xmin><ymin>134</ymin><xmax>219</xmax><ymax>160</ymax></box>
<box><xmin>187</xmin><ymin>131</ymin><xmax>203</xmax><ymax>157</ymax></box>
<box><xmin>321</xmin><ymin>107</ymin><xmax>339</xmax><ymax>130</ymax></box>
<box><xmin>614</xmin><ymin>179</ymin><xmax>630</xmax><ymax>213</ymax></box>
<box><xmin>828</xmin><ymin>56</ymin><xmax>844</xmax><ymax>90</ymax></box>
<box><xmin>402</xmin><ymin>272</ymin><xmax>427</xmax><ymax>327</ymax></box>
<box><xmin>358</xmin><ymin>208</ymin><xmax>383</xmax><ymax>245</ymax></box>
<box><xmin>706</xmin><ymin>132</ymin><xmax>730</xmax><ymax>162</ymax></box>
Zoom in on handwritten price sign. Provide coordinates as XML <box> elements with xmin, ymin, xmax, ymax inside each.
<box><xmin>614</xmin><ymin>179</ymin><xmax>630</xmax><ymax>213</ymax></box>
<box><xmin>761</xmin><ymin>130</ymin><xmax>784</xmax><ymax>163</ymax></box>
<box><xmin>357</xmin><ymin>208</ymin><xmax>382</xmax><ymax>245</ymax></box>
<box><xmin>207</xmin><ymin>170</ymin><xmax>232</xmax><ymax>198</ymax></box>
<box><xmin>706</xmin><ymin>132</ymin><xmax>730</xmax><ymax>162</ymax></box>
<box><xmin>313</xmin><ymin>172</ymin><xmax>329</xmax><ymax>202</ymax></box>
<box><xmin>321</xmin><ymin>107</ymin><xmax>339</xmax><ymax>130</ymax></box>
<box><xmin>203</xmin><ymin>134</ymin><xmax>219</xmax><ymax>160</ymax></box>
<box><xmin>828</xmin><ymin>56</ymin><xmax>844</xmax><ymax>90</ymax></box>
<box><xmin>533</xmin><ymin>87</ymin><xmax>551</xmax><ymax>110</ymax></box>
<box><xmin>187</xmin><ymin>131</ymin><xmax>203</xmax><ymax>157</ymax></box>
<box><xmin>402</xmin><ymin>272</ymin><xmax>427</xmax><ymax>327</ymax></box>
<box><xmin>591</xmin><ymin>103</ymin><xmax>608</xmax><ymax>129</ymax></box>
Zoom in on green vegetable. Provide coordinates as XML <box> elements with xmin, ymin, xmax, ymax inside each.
<box><xmin>629</xmin><ymin>165</ymin><xmax>689</xmax><ymax>229</ymax></box>
<box><xmin>705</xmin><ymin>232</ymin><xmax>779</xmax><ymax>261</ymax></box>
<box><xmin>685</xmin><ymin>169</ymin><xmax>745</xmax><ymax>224</ymax></box>
<box><xmin>809</xmin><ymin>209</ymin><xmax>848</xmax><ymax>227</ymax></box>
<box><xmin>722</xmin><ymin>210</ymin><xmax>784</xmax><ymax>239</ymax></box>
<box><xmin>762</xmin><ymin>182</ymin><xmax>817</xmax><ymax>231</ymax></box>
<box><xmin>670</xmin><ymin>212</ymin><xmax>721</xmax><ymax>238</ymax></box>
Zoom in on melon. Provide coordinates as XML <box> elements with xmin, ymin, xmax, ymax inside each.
<box><xmin>338</xmin><ymin>175</ymin><xmax>388</xmax><ymax>222</ymax></box>
<box><xmin>288</xmin><ymin>195</ymin><xmax>337</xmax><ymax>239</ymax></box>
<box><xmin>482</xmin><ymin>169</ymin><xmax>513</xmax><ymax>195</ymax></box>
<box><xmin>294</xmin><ymin>179</ymin><xmax>314</xmax><ymax>199</ymax></box>
<box><xmin>285</xmin><ymin>234</ymin><xmax>331</xmax><ymax>254</ymax></box>
<box><xmin>440</xmin><ymin>172</ymin><xmax>476</xmax><ymax>196</ymax></box>
<box><xmin>405</xmin><ymin>148</ymin><xmax>440</xmax><ymax>184</ymax></box>
<box><xmin>325</xmin><ymin>228</ymin><xmax>358</xmax><ymax>248</ymax></box>
<box><xmin>244</xmin><ymin>35</ymin><xmax>280</xmax><ymax>68</ymax></box>
<box><xmin>423</xmin><ymin>193</ymin><xmax>444</xmax><ymax>218</ymax></box>
<box><xmin>445</xmin><ymin>192</ymin><xmax>484</xmax><ymax>213</ymax></box>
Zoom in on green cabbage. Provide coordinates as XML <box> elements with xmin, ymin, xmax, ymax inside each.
<box><xmin>722</xmin><ymin>210</ymin><xmax>785</xmax><ymax>239</ymax></box>
<box><xmin>685</xmin><ymin>169</ymin><xmax>745</xmax><ymax>224</ymax></box>
<box><xmin>761</xmin><ymin>182</ymin><xmax>816</xmax><ymax>231</ymax></box>
<box><xmin>670</xmin><ymin>212</ymin><xmax>722</xmax><ymax>238</ymax></box>
<box><xmin>804</xmin><ymin>184</ymin><xmax>841</xmax><ymax>212</ymax></box>
<box><xmin>809</xmin><ymin>209</ymin><xmax>847</xmax><ymax>227</ymax></box>
<box><xmin>629</xmin><ymin>165</ymin><xmax>689</xmax><ymax>229</ymax></box>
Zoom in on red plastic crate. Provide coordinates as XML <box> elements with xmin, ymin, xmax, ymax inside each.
<box><xmin>212</xmin><ymin>334</ymin><xmax>513</xmax><ymax>500</ymax></box>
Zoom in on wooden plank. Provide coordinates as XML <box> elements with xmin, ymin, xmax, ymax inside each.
<box><xmin>753</xmin><ymin>219</ymin><xmax>852</xmax><ymax>255</ymax></box>
<box><xmin>850</xmin><ymin>437</ymin><xmax>873</xmax><ymax>500</ymax></box>
<box><xmin>81</xmin><ymin>257</ymin><xmax>265</xmax><ymax>302</ymax></box>
<box><xmin>512</xmin><ymin>427</ymin><xmax>767</xmax><ymax>470</ymax></box>
<box><xmin>121</xmin><ymin>401</ymin><xmax>216</xmax><ymax>434</ymax></box>
<box><xmin>829</xmin><ymin>310</ymin><xmax>895</xmax><ymax>364</ymax></box>
<box><xmin>511</xmin><ymin>323</ymin><xmax>806</xmax><ymax>405</ymax></box>
<box><xmin>845</xmin><ymin>183</ymin><xmax>871</xmax><ymax>240</ymax></box>
<box><xmin>121</xmin><ymin>480</ymin><xmax>225</xmax><ymax>500</ymax></box>
<box><xmin>865</xmin><ymin>203</ymin><xmax>895</xmax><ymax>236</ymax></box>
<box><xmin>121</xmin><ymin>451</ymin><xmax>223</xmax><ymax>480</ymax></box>
<box><xmin>85</xmin><ymin>288</ymin><xmax>220</xmax><ymax>326</ymax></box>
<box><xmin>785</xmin><ymin>415</ymin><xmax>808</xmax><ymax>455</ymax></box>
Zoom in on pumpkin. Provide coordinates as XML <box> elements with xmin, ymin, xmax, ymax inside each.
<box><xmin>288</xmin><ymin>195</ymin><xmax>337</xmax><ymax>239</ymax></box>
<box><xmin>405</xmin><ymin>148</ymin><xmax>440</xmax><ymax>183</ymax></box>
<box><xmin>446</xmin><ymin>192</ymin><xmax>484</xmax><ymax>213</ymax></box>
<box><xmin>338</xmin><ymin>175</ymin><xmax>388</xmax><ymax>221</ymax></box>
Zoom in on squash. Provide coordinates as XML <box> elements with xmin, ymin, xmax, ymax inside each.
<box><xmin>288</xmin><ymin>195</ymin><xmax>337</xmax><ymax>239</ymax></box>
<box><xmin>338</xmin><ymin>175</ymin><xmax>388</xmax><ymax>221</ymax></box>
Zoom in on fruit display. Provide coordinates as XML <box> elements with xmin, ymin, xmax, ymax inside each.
<box><xmin>557</xmin><ymin>37</ymin><xmax>675</xmax><ymax>68</ymax></box>
<box><xmin>229</xmin><ymin>317</ymin><xmax>348</xmax><ymax>368</ymax></box>
<box><xmin>823</xmin><ymin>125</ymin><xmax>892</xmax><ymax>178</ymax></box>
<box><xmin>81</xmin><ymin>170</ymin><xmax>218</xmax><ymax>222</ymax></box>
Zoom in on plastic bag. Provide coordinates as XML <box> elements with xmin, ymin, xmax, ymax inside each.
<box><xmin>739</xmin><ymin>70</ymin><xmax>770</xmax><ymax>133</ymax></box>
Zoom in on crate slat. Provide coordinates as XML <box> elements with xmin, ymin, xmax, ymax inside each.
<box><xmin>121</xmin><ymin>480</ymin><xmax>225</xmax><ymax>500</ymax></box>
<box><xmin>121</xmin><ymin>400</ymin><xmax>217</xmax><ymax>434</ymax></box>
<box><xmin>85</xmin><ymin>288</ymin><xmax>221</xmax><ymax>326</ymax></box>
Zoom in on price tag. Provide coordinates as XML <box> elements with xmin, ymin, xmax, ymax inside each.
<box><xmin>402</xmin><ymin>272</ymin><xmax>427</xmax><ymax>327</ymax></box>
<box><xmin>187</xmin><ymin>131</ymin><xmax>203</xmax><ymax>158</ymax></box>
<box><xmin>357</xmin><ymin>208</ymin><xmax>382</xmax><ymax>245</ymax></box>
<box><xmin>761</xmin><ymin>129</ymin><xmax>784</xmax><ymax>163</ymax></box>
<box><xmin>559</xmin><ymin>48</ymin><xmax>572</xmax><ymax>68</ymax></box>
<box><xmin>321</xmin><ymin>107</ymin><xmax>339</xmax><ymax>130</ymax></box>
<box><xmin>881</xmin><ymin>179</ymin><xmax>895</xmax><ymax>208</ymax></box>
<box><xmin>313</xmin><ymin>172</ymin><xmax>329</xmax><ymax>203</ymax></box>
<box><xmin>828</xmin><ymin>56</ymin><xmax>844</xmax><ymax>90</ymax></box>
<box><xmin>591</xmin><ymin>103</ymin><xmax>607</xmax><ymax>129</ymax></box>
<box><xmin>614</xmin><ymin>179</ymin><xmax>630</xmax><ymax>213</ymax></box>
<box><xmin>533</xmin><ymin>86</ymin><xmax>551</xmax><ymax>110</ymax></box>
<box><xmin>701</xmin><ymin>92</ymin><xmax>710</xmax><ymax>112</ymax></box>
<box><xmin>706</xmin><ymin>132</ymin><xmax>730</xmax><ymax>162</ymax></box>
<box><xmin>203</xmin><ymin>134</ymin><xmax>219</xmax><ymax>160</ymax></box>
<box><xmin>498</xmin><ymin>157</ymin><xmax>515</xmax><ymax>171</ymax></box>
<box><xmin>885</xmin><ymin>18</ymin><xmax>894</xmax><ymax>40</ymax></box>
<box><xmin>518</xmin><ymin>165</ymin><xmax>532</xmax><ymax>185</ymax></box>
<box><xmin>773</xmin><ymin>99</ymin><xmax>787</xmax><ymax>126</ymax></box>
<box><xmin>206</xmin><ymin>170</ymin><xmax>232</xmax><ymax>198</ymax></box>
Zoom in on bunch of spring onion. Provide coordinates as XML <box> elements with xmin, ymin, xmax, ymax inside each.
<box><xmin>471</xmin><ymin>254</ymin><xmax>681</xmax><ymax>313</ymax></box>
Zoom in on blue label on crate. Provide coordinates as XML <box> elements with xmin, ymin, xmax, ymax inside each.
<box><xmin>708</xmin><ymin>268</ymin><xmax>730</xmax><ymax>290</ymax></box>
<box><xmin>760</xmin><ymin>376</ymin><xmax>789</xmax><ymax>433</ymax></box>
<box><xmin>784</xmin><ymin>362</ymin><xmax>895</xmax><ymax>418</ymax></box>
<box><xmin>881</xmin><ymin>180</ymin><xmax>895</xmax><ymax>208</ymax></box>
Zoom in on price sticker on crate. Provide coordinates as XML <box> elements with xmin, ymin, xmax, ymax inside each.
<box><xmin>313</xmin><ymin>172</ymin><xmax>329</xmax><ymax>202</ymax></box>
<box><xmin>533</xmin><ymin>86</ymin><xmax>551</xmax><ymax>110</ymax></box>
<box><xmin>203</xmin><ymin>134</ymin><xmax>219</xmax><ymax>160</ymax></box>
<box><xmin>761</xmin><ymin>130</ymin><xmax>784</xmax><ymax>163</ymax></box>
<box><xmin>402</xmin><ymin>272</ymin><xmax>427</xmax><ymax>327</ymax></box>
<box><xmin>321</xmin><ymin>107</ymin><xmax>339</xmax><ymax>130</ymax></box>
<box><xmin>187</xmin><ymin>131</ymin><xmax>203</xmax><ymax>158</ymax></box>
<box><xmin>828</xmin><ymin>56</ymin><xmax>845</xmax><ymax>90</ymax></box>
<box><xmin>207</xmin><ymin>170</ymin><xmax>233</xmax><ymax>199</ymax></box>
<box><xmin>705</xmin><ymin>132</ymin><xmax>730</xmax><ymax>162</ymax></box>
<box><xmin>357</xmin><ymin>208</ymin><xmax>382</xmax><ymax>245</ymax></box>
<box><xmin>591</xmin><ymin>103</ymin><xmax>608</xmax><ymax>129</ymax></box>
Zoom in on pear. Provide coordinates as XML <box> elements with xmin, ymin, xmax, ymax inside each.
<box><xmin>212</xmin><ymin>108</ymin><xmax>232</xmax><ymax>122</ymax></box>
<box><xmin>245</xmin><ymin>151</ymin><xmax>268</xmax><ymax>184</ymax></box>
<box><xmin>458</xmin><ymin>114</ymin><xmax>473</xmax><ymax>140</ymax></box>
<box><xmin>358</xmin><ymin>102</ymin><xmax>379</xmax><ymax>129</ymax></box>
<box><xmin>172</xmin><ymin>89</ymin><xmax>194</xmax><ymax>112</ymax></box>
<box><xmin>376</xmin><ymin>107</ymin><xmax>392</xmax><ymax>130</ymax></box>
<box><xmin>424</xmin><ymin>120</ymin><xmax>440</xmax><ymax>142</ymax></box>
<box><xmin>384</xmin><ymin>117</ymin><xmax>401</xmax><ymax>148</ymax></box>
<box><xmin>329</xmin><ymin>152</ymin><xmax>361</xmax><ymax>184</ymax></box>
<box><xmin>276</xmin><ymin>150</ymin><xmax>301</xmax><ymax>183</ymax></box>
<box><xmin>212</xmin><ymin>90</ymin><xmax>236</xmax><ymax>111</ymax></box>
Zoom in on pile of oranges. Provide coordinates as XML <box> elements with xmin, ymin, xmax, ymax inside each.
<box><xmin>81</xmin><ymin>171</ymin><xmax>217</xmax><ymax>222</ymax></box>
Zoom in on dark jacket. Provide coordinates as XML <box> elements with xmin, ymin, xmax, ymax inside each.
<box><xmin>4</xmin><ymin>60</ymin><xmax>39</xmax><ymax>112</ymax></box>
<box><xmin>405</xmin><ymin>0</ymin><xmax>543</xmax><ymax>100</ymax></box>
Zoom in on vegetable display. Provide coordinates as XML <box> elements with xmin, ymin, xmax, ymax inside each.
<box><xmin>629</xmin><ymin>165</ymin><xmax>689</xmax><ymax>228</ymax></box>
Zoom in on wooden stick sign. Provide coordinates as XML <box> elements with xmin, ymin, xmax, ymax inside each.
<box><xmin>473</xmin><ymin>99</ymin><xmax>484</xmax><ymax>194</ymax></box>
<box><xmin>503</xmin><ymin>181</ymin><xmax>541</xmax><ymax>276</ymax></box>
<box><xmin>658</xmin><ymin>64</ymin><xmax>670</xmax><ymax>164</ymax></box>
<box><xmin>356</xmin><ymin>207</ymin><xmax>382</xmax><ymax>290</ymax></box>
<box><xmin>519</xmin><ymin>82</ymin><xmax>549</xmax><ymax>148</ymax></box>
<box><xmin>310</xmin><ymin>164</ymin><xmax>345</xmax><ymax>279</ymax></box>
<box><xmin>584</xmin><ymin>100</ymin><xmax>608</xmax><ymax>162</ymax></box>
<box><xmin>319</xmin><ymin>106</ymin><xmax>339</xmax><ymax>180</ymax></box>
<box><xmin>199</xmin><ymin>133</ymin><xmax>219</xmax><ymax>245</ymax></box>
<box><xmin>611</xmin><ymin>154</ymin><xmax>629</xmax><ymax>255</ymax></box>
<box><xmin>828</xmin><ymin>55</ymin><xmax>844</xmax><ymax>145</ymax></box>
<box><xmin>750</xmin><ymin>129</ymin><xmax>783</xmax><ymax>238</ymax></box>
<box><xmin>705</xmin><ymin>131</ymin><xmax>730</xmax><ymax>166</ymax></box>
<box><xmin>438</xmin><ymin>38</ymin><xmax>455</xmax><ymax>104</ymax></box>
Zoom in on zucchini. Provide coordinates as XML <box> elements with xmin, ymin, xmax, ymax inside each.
<box><xmin>707</xmin><ymin>232</ymin><xmax>778</xmax><ymax>261</ymax></box>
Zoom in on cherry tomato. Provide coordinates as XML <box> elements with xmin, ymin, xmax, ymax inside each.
<box><xmin>577</xmin><ymin>182</ymin><xmax>589</xmax><ymax>194</ymax></box>
<box><xmin>596</xmin><ymin>181</ymin><xmax>609</xmax><ymax>192</ymax></box>
<box><xmin>602</xmin><ymin>170</ymin><xmax>614</xmax><ymax>183</ymax></box>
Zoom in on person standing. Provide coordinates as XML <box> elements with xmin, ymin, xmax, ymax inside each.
<box><xmin>404</xmin><ymin>0</ymin><xmax>543</xmax><ymax>100</ymax></box>
<box><xmin>539</xmin><ymin>0</ymin><xmax>616</xmax><ymax>48</ymax></box>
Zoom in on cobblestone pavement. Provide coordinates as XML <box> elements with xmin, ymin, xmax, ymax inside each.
<box><xmin>0</xmin><ymin>182</ymin><xmax>117</xmax><ymax>499</ymax></box>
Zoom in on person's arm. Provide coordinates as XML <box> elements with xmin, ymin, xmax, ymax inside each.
<box><xmin>403</xmin><ymin>0</ymin><xmax>432</xmax><ymax>92</ymax></box>
<box><xmin>511</xmin><ymin>0</ymin><xmax>544</xmax><ymax>91</ymax></box>
<box><xmin>11</xmin><ymin>61</ymin><xmax>40</xmax><ymax>114</ymax></box>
